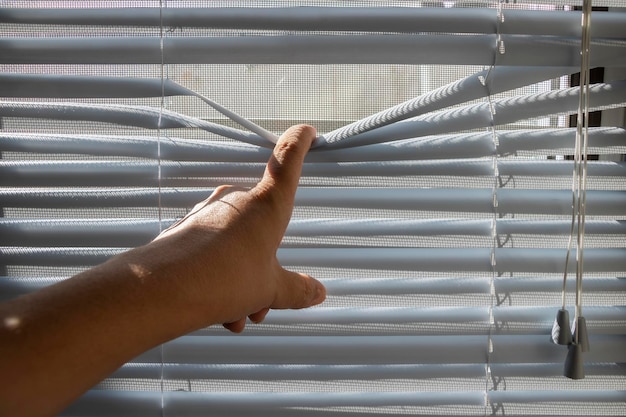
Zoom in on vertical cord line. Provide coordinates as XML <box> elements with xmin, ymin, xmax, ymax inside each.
<box><xmin>574</xmin><ymin>0</ymin><xmax>592</xmax><ymax>343</ymax></box>
<box><xmin>561</xmin><ymin>151</ymin><xmax>579</xmax><ymax>310</ymax></box>
<box><xmin>157</xmin><ymin>0</ymin><xmax>166</xmax><ymax>415</ymax></box>
<box><xmin>560</xmin><ymin>4</ymin><xmax>592</xmax><ymax>316</ymax></box>
<box><xmin>483</xmin><ymin>3</ymin><xmax>503</xmax><ymax>415</ymax></box>
<box><xmin>157</xmin><ymin>3</ymin><xmax>165</xmax><ymax>234</ymax></box>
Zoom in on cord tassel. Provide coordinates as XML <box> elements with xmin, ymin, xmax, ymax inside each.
<box><xmin>573</xmin><ymin>316</ymin><xmax>590</xmax><ymax>353</ymax></box>
<box><xmin>564</xmin><ymin>343</ymin><xmax>585</xmax><ymax>380</ymax></box>
<box><xmin>551</xmin><ymin>309</ymin><xmax>573</xmax><ymax>345</ymax></box>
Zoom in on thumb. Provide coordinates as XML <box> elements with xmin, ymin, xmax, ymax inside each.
<box><xmin>256</xmin><ymin>124</ymin><xmax>316</xmax><ymax>205</ymax></box>
<box><xmin>272</xmin><ymin>268</ymin><xmax>326</xmax><ymax>310</ymax></box>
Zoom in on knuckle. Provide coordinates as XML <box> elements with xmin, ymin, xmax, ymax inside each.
<box><xmin>273</xmin><ymin>139</ymin><xmax>301</xmax><ymax>166</ymax></box>
<box><xmin>295</xmin><ymin>276</ymin><xmax>315</xmax><ymax>308</ymax></box>
<box><xmin>302</xmin><ymin>284</ymin><xmax>315</xmax><ymax>306</ymax></box>
<box><xmin>211</xmin><ymin>184</ymin><xmax>236</xmax><ymax>198</ymax></box>
<box><xmin>252</xmin><ymin>183</ymin><xmax>281</xmax><ymax>212</ymax></box>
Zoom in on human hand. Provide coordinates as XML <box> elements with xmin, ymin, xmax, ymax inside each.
<box><xmin>151</xmin><ymin>124</ymin><xmax>326</xmax><ymax>332</ymax></box>
<box><xmin>0</xmin><ymin>125</ymin><xmax>326</xmax><ymax>416</ymax></box>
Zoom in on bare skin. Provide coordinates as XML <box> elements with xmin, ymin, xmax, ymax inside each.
<box><xmin>0</xmin><ymin>125</ymin><xmax>326</xmax><ymax>417</ymax></box>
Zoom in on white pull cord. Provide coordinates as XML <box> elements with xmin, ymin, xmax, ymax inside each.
<box><xmin>562</xmin><ymin>0</ymin><xmax>593</xmax><ymax>380</ymax></box>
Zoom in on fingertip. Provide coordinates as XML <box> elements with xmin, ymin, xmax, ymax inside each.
<box><xmin>223</xmin><ymin>318</ymin><xmax>246</xmax><ymax>333</ymax></box>
<box><xmin>249</xmin><ymin>308</ymin><xmax>270</xmax><ymax>324</ymax></box>
<box><xmin>257</xmin><ymin>124</ymin><xmax>316</xmax><ymax>199</ymax></box>
<box><xmin>282</xmin><ymin>124</ymin><xmax>317</xmax><ymax>144</ymax></box>
<box><xmin>297</xmin><ymin>273</ymin><xmax>326</xmax><ymax>308</ymax></box>
<box><xmin>275</xmin><ymin>124</ymin><xmax>317</xmax><ymax>167</ymax></box>
<box><xmin>311</xmin><ymin>278</ymin><xmax>327</xmax><ymax>306</ymax></box>
<box><xmin>299</xmin><ymin>274</ymin><xmax>326</xmax><ymax>308</ymax></box>
<box><xmin>274</xmin><ymin>269</ymin><xmax>327</xmax><ymax>310</ymax></box>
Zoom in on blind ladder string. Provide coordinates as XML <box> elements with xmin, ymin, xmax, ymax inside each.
<box><xmin>483</xmin><ymin>2</ymin><xmax>504</xmax><ymax>413</ymax></box>
<box><xmin>149</xmin><ymin>12</ymin><xmax>281</xmax><ymax>413</ymax></box>
<box><xmin>158</xmin><ymin>0</ymin><xmax>166</xmax><ymax>413</ymax></box>
<box><xmin>574</xmin><ymin>0</ymin><xmax>592</xmax><ymax>352</ymax></box>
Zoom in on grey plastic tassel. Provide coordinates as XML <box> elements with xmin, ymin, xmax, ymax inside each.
<box><xmin>551</xmin><ymin>308</ymin><xmax>573</xmax><ymax>345</ymax></box>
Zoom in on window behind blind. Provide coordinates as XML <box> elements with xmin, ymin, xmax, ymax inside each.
<box><xmin>1</xmin><ymin>1</ymin><xmax>625</xmax><ymax>416</ymax></box>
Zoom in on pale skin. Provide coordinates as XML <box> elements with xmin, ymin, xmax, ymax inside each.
<box><xmin>0</xmin><ymin>125</ymin><xmax>327</xmax><ymax>417</ymax></box>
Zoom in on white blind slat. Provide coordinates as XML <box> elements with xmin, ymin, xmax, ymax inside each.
<box><xmin>0</xmin><ymin>101</ymin><xmax>268</xmax><ymax>146</ymax></box>
<box><xmin>125</xmin><ymin>335</ymin><xmax>626</xmax><ymax>365</ymax></box>
<box><xmin>3</xmin><ymin>247</ymin><xmax>624</xmax><ymax>273</ymax></box>
<box><xmin>2</xmin><ymin>187</ymin><xmax>625</xmax><ymax>215</ymax></box>
<box><xmin>109</xmin><ymin>362</ymin><xmax>626</xmax><ymax>381</ymax></box>
<box><xmin>2</xmin><ymin>128</ymin><xmax>624</xmax><ymax>161</ymax></box>
<box><xmin>115</xmin><ymin>363</ymin><xmax>488</xmax><ymax>381</ymax></box>
<box><xmin>493</xmin><ymin>276</ymin><xmax>626</xmax><ymax>293</ymax></box>
<box><xmin>3</xmin><ymin>35</ymin><xmax>625</xmax><ymax>66</ymax></box>
<box><xmin>3</xmin><ymin>276</ymin><xmax>624</xmax><ymax>300</ymax></box>
<box><xmin>62</xmin><ymin>390</ymin><xmax>485</xmax><ymax>417</ymax></box>
<box><xmin>323</xmin><ymin>65</ymin><xmax>578</xmax><ymax>142</ymax></box>
<box><xmin>0</xmin><ymin>73</ymin><xmax>187</xmax><ymax>98</ymax></box>
<box><xmin>328</xmin><ymin>81</ymin><xmax>626</xmax><ymax>148</ymax></box>
<box><xmin>325</xmin><ymin>276</ymin><xmax>626</xmax><ymax>295</ymax></box>
<box><xmin>2</xmin><ymin>7</ymin><xmax>624</xmax><ymax>37</ymax></box>
<box><xmin>0</xmin><ymin>276</ymin><xmax>487</xmax><ymax>298</ymax></box>
<box><xmin>0</xmin><ymin>133</ymin><xmax>268</xmax><ymax>161</ymax></box>
<box><xmin>259</xmin><ymin>306</ymin><xmax>626</xmax><ymax>325</ymax></box>
<box><xmin>0</xmin><ymin>218</ymin><xmax>492</xmax><ymax>246</ymax></box>
<box><xmin>3</xmin><ymin>159</ymin><xmax>625</xmax><ymax>187</ymax></box>
<box><xmin>488</xmin><ymin>390</ymin><xmax>626</xmax><ymax>404</ymax></box>
<box><xmin>65</xmin><ymin>389</ymin><xmax>626</xmax><ymax>413</ymax></box>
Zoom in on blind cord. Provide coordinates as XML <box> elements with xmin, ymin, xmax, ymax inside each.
<box><xmin>484</xmin><ymin>3</ymin><xmax>504</xmax><ymax>414</ymax></box>
<box><xmin>158</xmin><ymin>0</ymin><xmax>166</xmax><ymax>413</ymax></box>
<box><xmin>560</xmin><ymin>0</ymin><xmax>592</xmax><ymax>380</ymax></box>
<box><xmin>574</xmin><ymin>0</ymin><xmax>592</xmax><ymax>353</ymax></box>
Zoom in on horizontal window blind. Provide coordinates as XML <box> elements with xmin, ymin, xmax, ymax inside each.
<box><xmin>1</xmin><ymin>1</ymin><xmax>625</xmax><ymax>417</ymax></box>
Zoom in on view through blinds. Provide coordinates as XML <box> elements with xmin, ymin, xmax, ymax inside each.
<box><xmin>1</xmin><ymin>1</ymin><xmax>625</xmax><ymax>416</ymax></box>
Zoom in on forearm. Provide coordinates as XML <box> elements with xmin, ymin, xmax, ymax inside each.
<box><xmin>0</xmin><ymin>125</ymin><xmax>325</xmax><ymax>417</ymax></box>
<box><xmin>0</xmin><ymin>235</ymin><xmax>210</xmax><ymax>417</ymax></box>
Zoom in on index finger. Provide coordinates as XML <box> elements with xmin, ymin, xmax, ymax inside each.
<box><xmin>256</xmin><ymin>124</ymin><xmax>316</xmax><ymax>202</ymax></box>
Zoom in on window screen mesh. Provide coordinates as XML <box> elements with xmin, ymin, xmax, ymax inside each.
<box><xmin>1</xmin><ymin>1</ymin><xmax>625</xmax><ymax>416</ymax></box>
